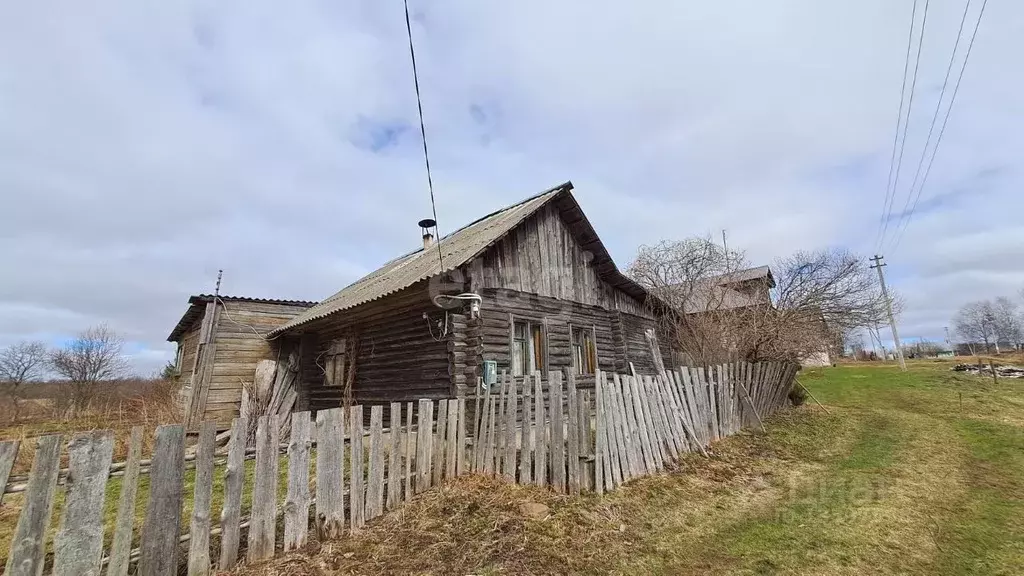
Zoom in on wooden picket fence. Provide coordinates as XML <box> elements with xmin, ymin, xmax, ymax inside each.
<box><xmin>0</xmin><ymin>361</ymin><xmax>795</xmax><ymax>576</ymax></box>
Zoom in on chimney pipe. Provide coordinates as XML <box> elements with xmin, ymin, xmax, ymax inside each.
<box><xmin>418</xmin><ymin>218</ymin><xmax>436</xmax><ymax>251</ymax></box>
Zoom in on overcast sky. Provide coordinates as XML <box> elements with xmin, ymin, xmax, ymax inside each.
<box><xmin>2</xmin><ymin>1</ymin><xmax>1022</xmax><ymax>375</ymax></box>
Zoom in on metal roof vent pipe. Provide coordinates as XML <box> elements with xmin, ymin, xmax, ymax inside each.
<box><xmin>418</xmin><ymin>218</ymin><xmax>436</xmax><ymax>250</ymax></box>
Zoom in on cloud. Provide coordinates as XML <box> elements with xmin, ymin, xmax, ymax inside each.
<box><xmin>1</xmin><ymin>0</ymin><xmax>1022</xmax><ymax>374</ymax></box>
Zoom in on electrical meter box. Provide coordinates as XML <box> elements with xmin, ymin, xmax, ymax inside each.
<box><xmin>482</xmin><ymin>360</ymin><xmax>498</xmax><ymax>388</ymax></box>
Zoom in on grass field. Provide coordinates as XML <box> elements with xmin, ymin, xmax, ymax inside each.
<box><xmin>241</xmin><ymin>360</ymin><xmax>1024</xmax><ymax>576</ymax></box>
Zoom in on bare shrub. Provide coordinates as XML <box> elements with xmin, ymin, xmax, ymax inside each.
<box><xmin>49</xmin><ymin>324</ymin><xmax>130</xmax><ymax>416</ymax></box>
<box><xmin>0</xmin><ymin>340</ymin><xmax>48</xmax><ymax>424</ymax></box>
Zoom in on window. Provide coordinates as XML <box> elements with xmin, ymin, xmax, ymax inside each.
<box><xmin>324</xmin><ymin>338</ymin><xmax>348</xmax><ymax>387</ymax></box>
<box><xmin>174</xmin><ymin>344</ymin><xmax>184</xmax><ymax>375</ymax></box>
<box><xmin>571</xmin><ymin>326</ymin><xmax>597</xmax><ymax>375</ymax></box>
<box><xmin>511</xmin><ymin>319</ymin><xmax>544</xmax><ymax>376</ymax></box>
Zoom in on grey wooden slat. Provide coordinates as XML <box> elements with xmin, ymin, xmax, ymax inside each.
<box><xmin>107</xmin><ymin>428</ymin><xmax>143</xmax><ymax>576</ymax></box>
<box><xmin>532</xmin><ymin>373</ymin><xmax>547</xmax><ymax>486</ymax></box>
<box><xmin>404</xmin><ymin>402</ymin><xmax>413</xmax><ymax>501</ymax></box>
<box><xmin>579</xmin><ymin>390</ymin><xmax>594</xmax><ymax>492</ymax></box>
<box><xmin>661</xmin><ymin>374</ymin><xmax>687</xmax><ymax>456</ymax></box>
<box><xmin>616</xmin><ymin>374</ymin><xmax>641</xmax><ymax>478</ymax></box>
<box><xmin>284</xmin><ymin>412</ymin><xmax>312</xmax><ymax>551</ymax></box>
<box><xmin>630</xmin><ymin>376</ymin><xmax>657</xmax><ymax>473</ymax></box>
<box><xmin>483</xmin><ymin>391</ymin><xmax>497</xmax><ymax>475</ymax></box>
<box><xmin>218</xmin><ymin>418</ymin><xmax>248</xmax><ymax>570</ymax></box>
<box><xmin>314</xmin><ymin>409</ymin><xmax>344</xmax><ymax>540</ymax></box>
<box><xmin>723</xmin><ymin>364</ymin><xmax>734</xmax><ymax>435</ymax></box>
<box><xmin>387</xmin><ymin>402</ymin><xmax>402</xmax><ymax>510</ymax></box>
<box><xmin>0</xmin><ymin>440</ymin><xmax>19</xmax><ymax>508</ymax></box>
<box><xmin>415</xmin><ymin>399</ymin><xmax>430</xmax><ymax>491</ymax></box>
<box><xmin>474</xmin><ymin>382</ymin><xmax>491</xmax><ymax>472</ymax></box>
<box><xmin>565</xmin><ymin>370</ymin><xmax>580</xmax><ymax>496</ymax></box>
<box><xmin>608</xmin><ymin>374</ymin><xmax>633</xmax><ymax>480</ymax></box>
<box><xmin>519</xmin><ymin>376</ymin><xmax>533</xmax><ymax>485</ymax></box>
<box><xmin>550</xmin><ymin>372</ymin><xmax>566</xmax><ymax>492</ymax></box>
<box><xmin>186</xmin><ymin>422</ymin><xmax>217</xmax><ymax>576</ymax></box>
<box><xmin>433</xmin><ymin>399</ymin><xmax>447</xmax><ymax>486</ymax></box>
<box><xmin>366</xmin><ymin>406</ymin><xmax>385</xmax><ymax>520</ymax></box>
<box><xmin>54</xmin><ymin>431</ymin><xmax>114</xmax><ymax>576</ymax></box>
<box><xmin>472</xmin><ymin>382</ymin><xmax>483</xmax><ymax>469</ymax></box>
<box><xmin>495</xmin><ymin>373</ymin><xmax>508</xmax><ymax>475</ymax></box>
<box><xmin>5</xmin><ymin>435</ymin><xmax>61</xmax><ymax>576</ymax></box>
<box><xmin>640</xmin><ymin>376</ymin><xmax>666</xmax><ymax>469</ymax></box>
<box><xmin>247</xmin><ymin>415</ymin><xmax>279</xmax><ymax>562</ymax></box>
<box><xmin>686</xmin><ymin>368</ymin><xmax>709</xmax><ymax>447</ymax></box>
<box><xmin>665</xmin><ymin>371</ymin><xmax>693</xmax><ymax>453</ymax></box>
<box><xmin>456</xmin><ymin>398</ymin><xmax>468</xmax><ymax>476</ymax></box>
<box><xmin>349</xmin><ymin>405</ymin><xmax>365</xmax><ymax>529</ymax></box>
<box><xmin>647</xmin><ymin>376</ymin><xmax>675</xmax><ymax>462</ymax></box>
<box><xmin>140</xmin><ymin>425</ymin><xmax>185</xmax><ymax>576</ymax></box>
<box><xmin>445</xmin><ymin>399</ymin><xmax>459</xmax><ymax>480</ymax></box>
<box><xmin>593</xmin><ymin>371</ymin><xmax>606</xmax><ymax>494</ymax></box>
<box><xmin>625</xmin><ymin>375</ymin><xmax>649</xmax><ymax>475</ymax></box>
<box><xmin>502</xmin><ymin>380</ymin><xmax>518</xmax><ymax>481</ymax></box>
<box><xmin>677</xmin><ymin>369</ymin><xmax>702</xmax><ymax>448</ymax></box>
<box><xmin>602</xmin><ymin>373</ymin><xmax>624</xmax><ymax>486</ymax></box>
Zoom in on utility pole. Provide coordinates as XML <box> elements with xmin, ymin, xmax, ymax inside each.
<box><xmin>870</xmin><ymin>255</ymin><xmax>906</xmax><ymax>371</ymax></box>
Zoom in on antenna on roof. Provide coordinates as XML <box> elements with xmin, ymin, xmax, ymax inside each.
<box><xmin>215</xmin><ymin>269</ymin><xmax>223</xmax><ymax>297</ymax></box>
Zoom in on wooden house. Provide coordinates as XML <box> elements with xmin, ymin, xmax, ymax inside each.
<box><xmin>169</xmin><ymin>182</ymin><xmax>674</xmax><ymax>426</ymax></box>
<box><xmin>167</xmin><ymin>295</ymin><xmax>316</xmax><ymax>426</ymax></box>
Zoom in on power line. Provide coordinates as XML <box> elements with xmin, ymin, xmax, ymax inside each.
<box><xmin>403</xmin><ymin>0</ymin><xmax>444</xmax><ymax>270</ymax></box>
<box><xmin>877</xmin><ymin>0</ymin><xmax>922</xmax><ymax>252</ymax></box>
<box><xmin>890</xmin><ymin>0</ymin><xmax>989</xmax><ymax>253</ymax></box>
<box><xmin>878</xmin><ymin>0</ymin><xmax>932</xmax><ymax>252</ymax></box>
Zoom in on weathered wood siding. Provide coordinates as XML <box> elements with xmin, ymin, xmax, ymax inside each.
<box><xmin>619</xmin><ymin>312</ymin><xmax>660</xmax><ymax>374</ymax></box>
<box><xmin>176</xmin><ymin>320</ymin><xmax>202</xmax><ymax>405</ymax></box>
<box><xmin>204</xmin><ymin>301</ymin><xmax>311</xmax><ymax>424</ymax></box>
<box><xmin>465</xmin><ymin>203</ymin><xmax>651</xmax><ymax>318</ymax></box>
<box><xmin>295</xmin><ymin>282</ymin><xmax>451</xmax><ymax>412</ymax></box>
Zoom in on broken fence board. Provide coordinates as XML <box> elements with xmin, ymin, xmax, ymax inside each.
<box><xmin>247</xmin><ymin>415</ymin><xmax>279</xmax><ymax>562</ymax></box>
<box><xmin>107</xmin><ymin>428</ymin><xmax>143</xmax><ymax>576</ymax></box>
<box><xmin>5</xmin><ymin>435</ymin><xmax>61</xmax><ymax>576</ymax></box>
<box><xmin>366</xmin><ymin>406</ymin><xmax>385</xmax><ymax>520</ymax></box>
<box><xmin>140</xmin><ymin>425</ymin><xmax>185</xmax><ymax>576</ymax></box>
<box><xmin>218</xmin><ymin>418</ymin><xmax>248</xmax><ymax>570</ymax></box>
<box><xmin>54</xmin><ymin>431</ymin><xmax>114</xmax><ymax>576</ymax></box>
<box><xmin>284</xmin><ymin>412</ymin><xmax>312</xmax><ymax>551</ymax></box>
<box><xmin>350</xmin><ymin>406</ymin><xmax>365</xmax><ymax>529</ymax></box>
<box><xmin>186</xmin><ymin>422</ymin><xmax>217</xmax><ymax>576</ymax></box>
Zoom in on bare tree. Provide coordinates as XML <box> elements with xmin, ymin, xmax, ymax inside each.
<box><xmin>991</xmin><ymin>296</ymin><xmax>1022</xmax><ymax>350</ymax></box>
<box><xmin>0</xmin><ymin>341</ymin><xmax>48</xmax><ymax>423</ymax></box>
<box><xmin>50</xmin><ymin>324</ymin><xmax>129</xmax><ymax>415</ymax></box>
<box><xmin>629</xmin><ymin>240</ymin><xmax>891</xmax><ymax>365</ymax></box>
<box><xmin>952</xmin><ymin>301</ymin><xmax>998</xmax><ymax>354</ymax></box>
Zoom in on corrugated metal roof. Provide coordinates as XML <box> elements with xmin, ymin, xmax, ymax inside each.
<box><xmin>270</xmin><ymin>182</ymin><xmax>575</xmax><ymax>335</ymax></box>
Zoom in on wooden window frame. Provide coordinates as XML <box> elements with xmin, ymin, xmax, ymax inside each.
<box><xmin>509</xmin><ymin>314</ymin><xmax>546</xmax><ymax>377</ymax></box>
<box><xmin>570</xmin><ymin>324</ymin><xmax>598</xmax><ymax>375</ymax></box>
<box><xmin>174</xmin><ymin>343</ymin><xmax>184</xmax><ymax>375</ymax></box>
<box><xmin>324</xmin><ymin>338</ymin><xmax>348</xmax><ymax>387</ymax></box>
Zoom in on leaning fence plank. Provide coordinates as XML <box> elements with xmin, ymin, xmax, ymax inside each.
<box><xmin>677</xmin><ymin>369</ymin><xmax>703</xmax><ymax>447</ymax></box>
<box><xmin>483</xmin><ymin>390</ymin><xmax>497</xmax><ymax>475</ymax></box>
<box><xmin>609</xmin><ymin>374</ymin><xmax>634</xmax><ymax>480</ymax></box>
<box><xmin>495</xmin><ymin>373</ymin><xmax>508</xmax><ymax>475</ymax></box>
<box><xmin>519</xmin><ymin>376</ymin><xmax>534</xmax><ymax>485</ymax></box>
<box><xmin>284</xmin><ymin>412</ymin><xmax>312</xmax><ymax>551</ymax></box>
<box><xmin>630</xmin><ymin>376</ymin><xmax>658</xmax><ymax>473</ymax></box>
<box><xmin>579</xmin><ymin>389</ymin><xmax>594</xmax><ymax>492</ymax></box>
<box><xmin>404</xmin><ymin>402</ymin><xmax>414</xmax><ymax>501</ymax></box>
<box><xmin>604</xmin><ymin>373</ymin><xmax>626</xmax><ymax>485</ymax></box>
<box><xmin>446</xmin><ymin>399</ymin><xmax>459</xmax><ymax>480</ymax></box>
<box><xmin>314</xmin><ymin>409</ymin><xmax>344</xmax><ymax>540</ymax></box>
<box><xmin>54</xmin><ymin>431</ymin><xmax>114</xmax><ymax>576</ymax></box>
<box><xmin>533</xmin><ymin>373</ymin><xmax>547</xmax><ymax>486</ymax></box>
<box><xmin>593</xmin><ymin>371</ymin><xmax>606</xmax><ymax>494</ymax></box>
<box><xmin>247</xmin><ymin>415</ymin><xmax>279</xmax><ymax>562</ymax></box>
<box><xmin>565</xmin><ymin>370</ymin><xmax>581</xmax><ymax>496</ymax></box>
<box><xmin>640</xmin><ymin>376</ymin><xmax>666</xmax><ymax>469</ymax></box>
<box><xmin>457</xmin><ymin>398</ymin><xmax>468</xmax><ymax>476</ymax></box>
<box><xmin>366</xmin><ymin>406</ymin><xmax>385</xmax><ymax>520</ymax></box>
<box><xmin>107</xmin><ymin>428</ymin><xmax>142</xmax><ymax>576</ymax></box>
<box><xmin>350</xmin><ymin>405</ymin><xmax>365</xmax><ymax>529</ymax></box>
<box><xmin>5</xmin><ymin>435</ymin><xmax>61</xmax><ymax>576</ymax></box>
<box><xmin>549</xmin><ymin>371</ymin><xmax>566</xmax><ymax>492</ymax></box>
<box><xmin>433</xmin><ymin>400</ymin><xmax>448</xmax><ymax>486</ymax></box>
<box><xmin>387</xmin><ymin>403</ymin><xmax>402</xmax><ymax>509</ymax></box>
<box><xmin>502</xmin><ymin>380</ymin><xmax>518</xmax><ymax>481</ymax></box>
<box><xmin>186</xmin><ymin>422</ymin><xmax>217</xmax><ymax>576</ymax></box>
<box><xmin>140</xmin><ymin>425</ymin><xmax>185</xmax><ymax>576</ymax></box>
<box><xmin>218</xmin><ymin>418</ymin><xmax>248</xmax><ymax>570</ymax></box>
<box><xmin>472</xmin><ymin>382</ymin><xmax>483</xmax><ymax>468</ymax></box>
<box><xmin>0</xmin><ymin>440</ymin><xmax>19</xmax><ymax>507</ymax></box>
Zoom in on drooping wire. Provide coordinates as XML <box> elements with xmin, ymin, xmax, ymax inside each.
<box><xmin>876</xmin><ymin>0</ymin><xmax>922</xmax><ymax>252</ymax></box>
<box><xmin>403</xmin><ymin>0</ymin><xmax>444</xmax><ymax>271</ymax></box>
<box><xmin>890</xmin><ymin>0</ymin><xmax>989</xmax><ymax>253</ymax></box>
